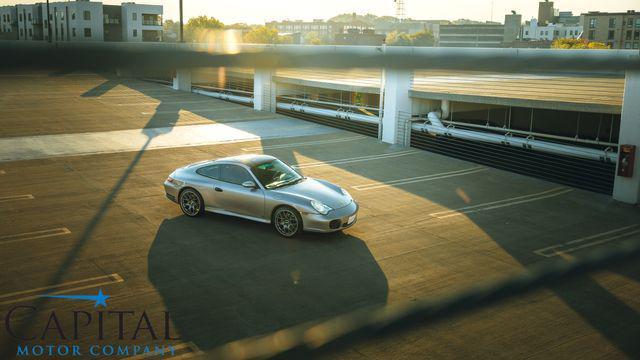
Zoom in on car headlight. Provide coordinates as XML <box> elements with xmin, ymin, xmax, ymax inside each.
<box><xmin>167</xmin><ymin>177</ymin><xmax>184</xmax><ymax>186</ymax></box>
<box><xmin>341</xmin><ymin>187</ymin><xmax>352</xmax><ymax>200</ymax></box>
<box><xmin>310</xmin><ymin>200</ymin><xmax>332</xmax><ymax>215</ymax></box>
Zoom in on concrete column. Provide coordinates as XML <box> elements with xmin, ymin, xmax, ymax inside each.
<box><xmin>380</xmin><ymin>68</ymin><xmax>413</xmax><ymax>144</ymax></box>
<box><xmin>253</xmin><ymin>68</ymin><xmax>276</xmax><ymax>112</ymax></box>
<box><xmin>613</xmin><ymin>70</ymin><xmax>640</xmax><ymax>204</ymax></box>
<box><xmin>172</xmin><ymin>68</ymin><xmax>192</xmax><ymax>92</ymax></box>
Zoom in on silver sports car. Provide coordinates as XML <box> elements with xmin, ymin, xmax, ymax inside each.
<box><xmin>164</xmin><ymin>154</ymin><xmax>358</xmax><ymax>237</ymax></box>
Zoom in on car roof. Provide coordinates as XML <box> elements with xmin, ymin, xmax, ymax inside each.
<box><xmin>214</xmin><ymin>154</ymin><xmax>277</xmax><ymax>167</ymax></box>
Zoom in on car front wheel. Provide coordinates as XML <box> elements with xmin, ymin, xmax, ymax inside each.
<box><xmin>273</xmin><ymin>206</ymin><xmax>303</xmax><ymax>238</ymax></box>
<box><xmin>179</xmin><ymin>188</ymin><xmax>204</xmax><ymax>217</ymax></box>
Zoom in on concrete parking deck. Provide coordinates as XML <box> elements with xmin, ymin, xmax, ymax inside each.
<box><xmin>0</xmin><ymin>72</ymin><xmax>639</xmax><ymax>359</ymax></box>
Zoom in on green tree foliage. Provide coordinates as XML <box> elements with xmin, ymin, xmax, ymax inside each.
<box><xmin>304</xmin><ymin>31</ymin><xmax>323</xmax><ymax>45</ymax></box>
<box><xmin>243</xmin><ymin>26</ymin><xmax>291</xmax><ymax>44</ymax></box>
<box><xmin>386</xmin><ymin>29</ymin><xmax>435</xmax><ymax>47</ymax></box>
<box><xmin>184</xmin><ymin>16</ymin><xmax>224</xmax><ymax>42</ymax></box>
<box><xmin>551</xmin><ymin>38</ymin><xmax>609</xmax><ymax>49</ymax></box>
<box><xmin>162</xmin><ymin>19</ymin><xmax>180</xmax><ymax>42</ymax></box>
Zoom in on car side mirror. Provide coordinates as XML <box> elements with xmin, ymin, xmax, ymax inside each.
<box><xmin>242</xmin><ymin>181</ymin><xmax>257</xmax><ymax>189</ymax></box>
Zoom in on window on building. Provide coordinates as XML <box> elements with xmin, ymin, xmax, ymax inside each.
<box><xmin>588</xmin><ymin>30</ymin><xmax>595</xmax><ymax>40</ymax></box>
<box><xmin>608</xmin><ymin>30</ymin><xmax>615</xmax><ymax>40</ymax></box>
<box><xmin>133</xmin><ymin>29</ymin><xmax>137</xmax><ymax>37</ymax></box>
<box><xmin>72</xmin><ymin>12</ymin><xmax>75</xmax><ymax>20</ymax></box>
<box><xmin>27</xmin><ymin>13</ymin><xmax>31</xmax><ymax>21</ymax></box>
<box><xmin>19</xmin><ymin>28</ymin><xmax>23</xmax><ymax>36</ymax></box>
<box><xmin>540</xmin><ymin>30</ymin><xmax>543</xmax><ymax>36</ymax></box>
<box><xmin>609</xmin><ymin>18</ymin><xmax>616</xmax><ymax>28</ymax></box>
<box><xmin>72</xmin><ymin>27</ymin><xmax>76</xmax><ymax>37</ymax></box>
<box><xmin>635</xmin><ymin>31</ymin><xmax>640</xmax><ymax>40</ymax></box>
<box><xmin>627</xmin><ymin>30</ymin><xmax>633</xmax><ymax>40</ymax></box>
<box><xmin>634</xmin><ymin>42</ymin><xmax>639</xmax><ymax>49</ymax></box>
<box><xmin>132</xmin><ymin>12</ymin><xmax>137</xmax><ymax>21</ymax></box>
<box><xmin>19</xmin><ymin>13</ymin><xmax>22</xmax><ymax>22</ymax></box>
<box><xmin>636</xmin><ymin>19</ymin><xmax>640</xmax><ymax>28</ymax></box>
<box><xmin>28</xmin><ymin>28</ymin><xmax>32</xmax><ymax>37</ymax></box>
<box><xmin>83</xmin><ymin>11</ymin><xmax>90</xmax><ymax>21</ymax></box>
<box><xmin>525</xmin><ymin>30</ymin><xmax>529</xmax><ymax>35</ymax></box>
<box><xmin>625</xmin><ymin>42</ymin><xmax>631</xmax><ymax>49</ymax></box>
<box><xmin>589</xmin><ymin>18</ymin><xmax>597</xmax><ymax>28</ymax></box>
<box><xmin>628</xmin><ymin>18</ymin><xmax>634</xmax><ymax>27</ymax></box>
<box><xmin>84</xmin><ymin>27</ymin><xmax>91</xmax><ymax>37</ymax></box>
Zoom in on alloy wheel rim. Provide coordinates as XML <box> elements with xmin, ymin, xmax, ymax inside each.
<box><xmin>181</xmin><ymin>191</ymin><xmax>200</xmax><ymax>216</ymax></box>
<box><xmin>275</xmin><ymin>210</ymin><xmax>298</xmax><ymax>236</ymax></box>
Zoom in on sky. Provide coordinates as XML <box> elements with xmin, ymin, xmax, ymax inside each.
<box><xmin>1</xmin><ymin>0</ymin><xmax>638</xmax><ymax>24</ymax></box>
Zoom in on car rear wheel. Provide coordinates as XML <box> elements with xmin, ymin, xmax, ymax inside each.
<box><xmin>179</xmin><ymin>188</ymin><xmax>204</xmax><ymax>217</ymax></box>
<box><xmin>273</xmin><ymin>206</ymin><xmax>302</xmax><ymax>238</ymax></box>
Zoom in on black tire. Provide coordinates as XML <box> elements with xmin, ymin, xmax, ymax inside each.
<box><xmin>179</xmin><ymin>188</ymin><xmax>204</xmax><ymax>217</ymax></box>
<box><xmin>272</xmin><ymin>206</ymin><xmax>303</xmax><ymax>238</ymax></box>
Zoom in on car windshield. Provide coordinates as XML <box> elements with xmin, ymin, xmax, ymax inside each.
<box><xmin>250</xmin><ymin>159</ymin><xmax>303</xmax><ymax>189</ymax></box>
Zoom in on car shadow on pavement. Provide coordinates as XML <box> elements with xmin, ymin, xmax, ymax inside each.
<box><xmin>148</xmin><ymin>214</ymin><xmax>388</xmax><ymax>351</ymax></box>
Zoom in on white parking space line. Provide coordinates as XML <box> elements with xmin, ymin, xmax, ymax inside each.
<box><xmin>0</xmin><ymin>227</ymin><xmax>71</xmax><ymax>245</ymax></box>
<box><xmin>123</xmin><ymin>342</ymin><xmax>203</xmax><ymax>360</ymax></box>
<box><xmin>0</xmin><ymin>194</ymin><xmax>34</xmax><ymax>203</ymax></box>
<box><xmin>535</xmin><ymin>224</ymin><xmax>640</xmax><ymax>258</ymax></box>
<box><xmin>0</xmin><ymin>273</ymin><xmax>124</xmax><ymax>306</ymax></box>
<box><xmin>429</xmin><ymin>187</ymin><xmax>573</xmax><ymax>219</ymax></box>
<box><xmin>242</xmin><ymin>135</ymin><xmax>366</xmax><ymax>151</ymax></box>
<box><xmin>352</xmin><ymin>166</ymin><xmax>487</xmax><ymax>191</ymax></box>
<box><xmin>292</xmin><ymin>150</ymin><xmax>420</xmax><ymax>169</ymax></box>
<box><xmin>109</xmin><ymin>100</ymin><xmax>214</xmax><ymax>106</ymax></box>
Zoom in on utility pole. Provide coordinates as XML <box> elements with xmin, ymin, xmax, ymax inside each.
<box><xmin>46</xmin><ymin>0</ymin><xmax>51</xmax><ymax>43</ymax></box>
<box><xmin>179</xmin><ymin>0</ymin><xmax>184</xmax><ymax>42</ymax></box>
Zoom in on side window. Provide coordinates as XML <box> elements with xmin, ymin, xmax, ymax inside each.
<box><xmin>220</xmin><ymin>164</ymin><xmax>254</xmax><ymax>185</ymax></box>
<box><xmin>196</xmin><ymin>165</ymin><xmax>220</xmax><ymax>180</ymax></box>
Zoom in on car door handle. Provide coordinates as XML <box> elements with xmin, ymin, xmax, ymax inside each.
<box><xmin>215</xmin><ymin>187</ymin><xmax>223</xmax><ymax>192</ymax></box>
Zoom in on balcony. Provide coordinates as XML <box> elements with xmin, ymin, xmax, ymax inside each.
<box><xmin>142</xmin><ymin>14</ymin><xmax>161</xmax><ymax>26</ymax></box>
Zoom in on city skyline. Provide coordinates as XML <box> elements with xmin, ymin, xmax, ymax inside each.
<box><xmin>0</xmin><ymin>0</ymin><xmax>638</xmax><ymax>24</ymax></box>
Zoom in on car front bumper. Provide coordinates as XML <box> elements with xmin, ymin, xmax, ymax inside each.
<box><xmin>302</xmin><ymin>201</ymin><xmax>359</xmax><ymax>233</ymax></box>
<box><xmin>164</xmin><ymin>180</ymin><xmax>180</xmax><ymax>203</ymax></box>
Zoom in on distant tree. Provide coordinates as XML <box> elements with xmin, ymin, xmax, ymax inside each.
<box><xmin>244</xmin><ymin>26</ymin><xmax>291</xmax><ymax>44</ymax></box>
<box><xmin>184</xmin><ymin>16</ymin><xmax>224</xmax><ymax>42</ymax></box>
<box><xmin>386</xmin><ymin>29</ymin><xmax>435</xmax><ymax>47</ymax></box>
<box><xmin>304</xmin><ymin>31</ymin><xmax>323</xmax><ymax>45</ymax></box>
<box><xmin>409</xmin><ymin>29</ymin><xmax>435</xmax><ymax>46</ymax></box>
<box><xmin>162</xmin><ymin>19</ymin><xmax>180</xmax><ymax>42</ymax></box>
<box><xmin>552</xmin><ymin>38</ymin><xmax>609</xmax><ymax>49</ymax></box>
<box><xmin>225</xmin><ymin>23</ymin><xmax>251</xmax><ymax>30</ymax></box>
<box><xmin>386</xmin><ymin>31</ymin><xmax>412</xmax><ymax>46</ymax></box>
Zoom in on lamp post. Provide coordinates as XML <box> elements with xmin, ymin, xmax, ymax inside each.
<box><xmin>46</xmin><ymin>0</ymin><xmax>51</xmax><ymax>43</ymax></box>
<box><xmin>179</xmin><ymin>0</ymin><xmax>184</xmax><ymax>42</ymax></box>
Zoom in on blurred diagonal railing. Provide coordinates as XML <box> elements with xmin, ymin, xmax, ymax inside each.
<box><xmin>1</xmin><ymin>41</ymin><xmax>639</xmax><ymax>72</ymax></box>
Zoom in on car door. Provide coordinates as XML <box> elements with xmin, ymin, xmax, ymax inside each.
<box><xmin>216</xmin><ymin>164</ymin><xmax>266</xmax><ymax>219</ymax></box>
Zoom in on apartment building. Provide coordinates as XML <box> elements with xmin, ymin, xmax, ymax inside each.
<box><xmin>581</xmin><ymin>10</ymin><xmax>640</xmax><ymax>49</ymax></box>
<box><xmin>121</xmin><ymin>2</ymin><xmax>162</xmax><ymax>42</ymax></box>
<box><xmin>1</xmin><ymin>0</ymin><xmax>162</xmax><ymax>43</ymax></box>
<box><xmin>0</xmin><ymin>6</ymin><xmax>18</xmax><ymax>40</ymax></box>
<box><xmin>266</xmin><ymin>19</ymin><xmax>345</xmax><ymax>41</ymax></box>
<box><xmin>438</xmin><ymin>14</ymin><xmax>521</xmax><ymax>48</ymax></box>
<box><xmin>522</xmin><ymin>18</ymin><xmax>582</xmax><ymax>41</ymax></box>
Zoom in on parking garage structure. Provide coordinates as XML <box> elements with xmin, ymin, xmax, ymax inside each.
<box><xmin>168</xmin><ymin>48</ymin><xmax>640</xmax><ymax>203</ymax></box>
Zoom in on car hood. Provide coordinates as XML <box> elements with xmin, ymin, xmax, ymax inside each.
<box><xmin>272</xmin><ymin>177</ymin><xmax>351</xmax><ymax>209</ymax></box>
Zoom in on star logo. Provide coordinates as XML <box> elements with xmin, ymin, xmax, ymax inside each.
<box><xmin>39</xmin><ymin>289</ymin><xmax>110</xmax><ymax>308</ymax></box>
